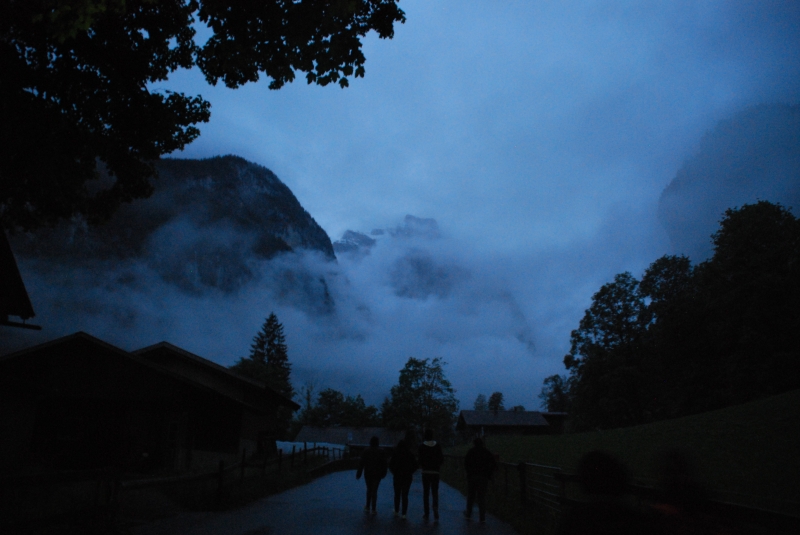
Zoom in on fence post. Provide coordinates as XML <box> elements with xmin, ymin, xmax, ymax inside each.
<box><xmin>303</xmin><ymin>442</ymin><xmax>307</xmax><ymax>465</ymax></box>
<box><xmin>217</xmin><ymin>460</ymin><xmax>225</xmax><ymax>506</ymax></box>
<box><xmin>263</xmin><ymin>449</ymin><xmax>268</xmax><ymax>476</ymax></box>
<box><xmin>241</xmin><ymin>449</ymin><xmax>246</xmax><ymax>482</ymax></box>
<box><xmin>504</xmin><ymin>464</ymin><xmax>509</xmax><ymax>496</ymax></box>
<box><xmin>517</xmin><ymin>462</ymin><xmax>527</xmax><ymax>505</ymax></box>
<box><xmin>291</xmin><ymin>445</ymin><xmax>295</xmax><ymax>469</ymax></box>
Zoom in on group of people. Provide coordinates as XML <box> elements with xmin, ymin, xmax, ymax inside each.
<box><xmin>356</xmin><ymin>430</ymin><xmax>498</xmax><ymax>523</ymax></box>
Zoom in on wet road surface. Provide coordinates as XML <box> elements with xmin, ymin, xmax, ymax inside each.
<box><xmin>131</xmin><ymin>470</ymin><xmax>519</xmax><ymax>535</ymax></box>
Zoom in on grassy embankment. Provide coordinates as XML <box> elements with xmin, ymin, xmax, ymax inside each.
<box><xmin>442</xmin><ymin>389</ymin><xmax>800</xmax><ymax>533</ymax></box>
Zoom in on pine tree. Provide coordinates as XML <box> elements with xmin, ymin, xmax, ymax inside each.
<box><xmin>250</xmin><ymin>313</ymin><xmax>293</xmax><ymax>399</ymax></box>
<box><xmin>473</xmin><ymin>394</ymin><xmax>488</xmax><ymax>411</ymax></box>
<box><xmin>230</xmin><ymin>312</ymin><xmax>295</xmax><ymax>438</ymax></box>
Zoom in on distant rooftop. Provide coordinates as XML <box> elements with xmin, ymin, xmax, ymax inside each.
<box><xmin>457</xmin><ymin>410</ymin><xmax>550</xmax><ymax>428</ymax></box>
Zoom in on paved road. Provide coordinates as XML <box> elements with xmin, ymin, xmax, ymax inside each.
<box><xmin>131</xmin><ymin>470</ymin><xmax>519</xmax><ymax>535</ymax></box>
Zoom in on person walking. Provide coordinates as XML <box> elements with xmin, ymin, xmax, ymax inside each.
<box><xmin>418</xmin><ymin>428</ymin><xmax>444</xmax><ymax>521</ymax></box>
<box><xmin>356</xmin><ymin>436</ymin><xmax>388</xmax><ymax>514</ymax></box>
<box><xmin>389</xmin><ymin>438</ymin><xmax>418</xmax><ymax>519</ymax></box>
<box><xmin>463</xmin><ymin>436</ymin><xmax>497</xmax><ymax>523</ymax></box>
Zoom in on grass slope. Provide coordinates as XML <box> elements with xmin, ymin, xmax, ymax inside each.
<box><xmin>447</xmin><ymin>389</ymin><xmax>800</xmax><ymax>514</ymax></box>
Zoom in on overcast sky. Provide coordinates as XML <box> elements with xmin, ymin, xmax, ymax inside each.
<box><xmin>11</xmin><ymin>1</ymin><xmax>800</xmax><ymax>411</ymax></box>
<box><xmin>163</xmin><ymin>0</ymin><xmax>800</xmax><ymax>408</ymax></box>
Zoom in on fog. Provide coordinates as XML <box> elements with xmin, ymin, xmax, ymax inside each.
<box><xmin>4</xmin><ymin>0</ymin><xmax>800</xmax><ymax>411</ymax></box>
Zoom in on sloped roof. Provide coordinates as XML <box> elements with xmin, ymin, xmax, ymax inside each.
<box><xmin>295</xmin><ymin>426</ymin><xmax>405</xmax><ymax>447</ymax></box>
<box><xmin>458</xmin><ymin>410</ymin><xmax>550</xmax><ymax>428</ymax></box>
<box><xmin>0</xmin><ymin>230</ymin><xmax>38</xmax><ymax>328</ymax></box>
<box><xmin>133</xmin><ymin>341</ymin><xmax>299</xmax><ymax>410</ymax></box>
<box><xmin>0</xmin><ymin>332</ymin><xmax>292</xmax><ymax>414</ymax></box>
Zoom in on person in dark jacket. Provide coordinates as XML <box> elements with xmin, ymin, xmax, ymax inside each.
<box><xmin>463</xmin><ymin>436</ymin><xmax>497</xmax><ymax>523</ymax></box>
<box><xmin>356</xmin><ymin>436</ymin><xmax>388</xmax><ymax>514</ymax></box>
<box><xmin>389</xmin><ymin>438</ymin><xmax>418</xmax><ymax>518</ymax></box>
<box><xmin>418</xmin><ymin>428</ymin><xmax>444</xmax><ymax>520</ymax></box>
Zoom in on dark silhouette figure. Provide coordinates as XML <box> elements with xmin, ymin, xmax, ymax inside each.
<box><xmin>356</xmin><ymin>436</ymin><xmax>388</xmax><ymax>514</ymax></box>
<box><xmin>556</xmin><ymin>450</ymin><xmax>645</xmax><ymax>535</ymax></box>
<box><xmin>418</xmin><ymin>428</ymin><xmax>444</xmax><ymax>520</ymax></box>
<box><xmin>463</xmin><ymin>436</ymin><xmax>497</xmax><ymax>523</ymax></box>
<box><xmin>389</xmin><ymin>438</ymin><xmax>418</xmax><ymax>518</ymax></box>
<box><xmin>651</xmin><ymin>449</ymin><xmax>730</xmax><ymax>535</ymax></box>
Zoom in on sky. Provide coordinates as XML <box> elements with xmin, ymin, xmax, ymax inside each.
<box><xmin>8</xmin><ymin>0</ymin><xmax>800</xmax><ymax>411</ymax></box>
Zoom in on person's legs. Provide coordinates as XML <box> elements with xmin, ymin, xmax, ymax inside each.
<box><xmin>465</xmin><ymin>478</ymin><xmax>476</xmax><ymax>518</ymax></box>
<box><xmin>365</xmin><ymin>478</ymin><xmax>379</xmax><ymax>511</ymax></box>
<box><xmin>370</xmin><ymin>478</ymin><xmax>381</xmax><ymax>512</ymax></box>
<box><xmin>476</xmin><ymin>479</ymin><xmax>488</xmax><ymax>522</ymax></box>
<box><xmin>422</xmin><ymin>474</ymin><xmax>431</xmax><ymax>517</ymax></box>
<box><xmin>400</xmin><ymin>476</ymin><xmax>412</xmax><ymax>516</ymax></box>
<box><xmin>393</xmin><ymin>477</ymin><xmax>402</xmax><ymax>513</ymax></box>
<box><xmin>431</xmin><ymin>474</ymin><xmax>440</xmax><ymax>519</ymax></box>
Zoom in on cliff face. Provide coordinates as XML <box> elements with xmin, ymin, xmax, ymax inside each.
<box><xmin>11</xmin><ymin>155</ymin><xmax>336</xmax><ymax>294</ymax></box>
<box><xmin>658</xmin><ymin>104</ymin><xmax>800</xmax><ymax>261</ymax></box>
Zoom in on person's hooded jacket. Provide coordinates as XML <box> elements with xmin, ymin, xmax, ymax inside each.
<box><xmin>418</xmin><ymin>439</ymin><xmax>444</xmax><ymax>474</ymax></box>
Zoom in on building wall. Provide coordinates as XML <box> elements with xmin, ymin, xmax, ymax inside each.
<box><xmin>0</xmin><ymin>337</ymin><xmax>260</xmax><ymax>476</ymax></box>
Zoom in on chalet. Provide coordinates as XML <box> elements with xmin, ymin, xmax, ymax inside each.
<box><xmin>0</xmin><ymin>332</ymin><xmax>298</xmax><ymax>477</ymax></box>
<box><xmin>456</xmin><ymin>410</ymin><xmax>567</xmax><ymax>438</ymax></box>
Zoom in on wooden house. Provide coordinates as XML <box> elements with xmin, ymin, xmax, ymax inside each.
<box><xmin>456</xmin><ymin>410</ymin><xmax>567</xmax><ymax>438</ymax></box>
<box><xmin>0</xmin><ymin>332</ymin><xmax>298</xmax><ymax>477</ymax></box>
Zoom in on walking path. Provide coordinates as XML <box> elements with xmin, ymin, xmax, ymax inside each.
<box><xmin>131</xmin><ymin>470</ymin><xmax>519</xmax><ymax>535</ymax></box>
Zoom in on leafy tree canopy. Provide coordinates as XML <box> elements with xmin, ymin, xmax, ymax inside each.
<box><xmin>382</xmin><ymin>357</ymin><xmax>459</xmax><ymax>441</ymax></box>
<box><xmin>473</xmin><ymin>393</ymin><xmax>488</xmax><ymax>411</ymax></box>
<box><xmin>538</xmin><ymin>374</ymin><xmax>569</xmax><ymax>412</ymax></box>
<box><xmin>1</xmin><ymin>0</ymin><xmax>405</xmax><ymax>230</ymax></box>
<box><xmin>298</xmin><ymin>387</ymin><xmax>380</xmax><ymax>428</ymax></box>
<box><xmin>552</xmin><ymin>201</ymin><xmax>800</xmax><ymax>431</ymax></box>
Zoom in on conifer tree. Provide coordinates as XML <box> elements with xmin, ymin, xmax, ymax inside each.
<box><xmin>231</xmin><ymin>312</ymin><xmax>295</xmax><ymax>438</ymax></box>
<box><xmin>249</xmin><ymin>313</ymin><xmax>293</xmax><ymax>399</ymax></box>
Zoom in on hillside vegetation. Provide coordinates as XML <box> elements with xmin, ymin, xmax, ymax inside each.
<box><xmin>449</xmin><ymin>389</ymin><xmax>800</xmax><ymax>514</ymax></box>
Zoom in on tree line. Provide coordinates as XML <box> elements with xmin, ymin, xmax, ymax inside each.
<box><xmin>230</xmin><ymin>313</ymin><xmax>460</xmax><ymax>442</ymax></box>
<box><xmin>540</xmin><ymin>201</ymin><xmax>800</xmax><ymax>431</ymax></box>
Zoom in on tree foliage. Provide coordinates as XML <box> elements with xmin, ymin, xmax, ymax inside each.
<box><xmin>382</xmin><ymin>357</ymin><xmax>459</xmax><ymax>441</ymax></box>
<box><xmin>564</xmin><ymin>272</ymin><xmax>646</xmax><ymax>430</ymax></box>
<box><xmin>231</xmin><ymin>312</ymin><xmax>294</xmax><ymax>436</ymax></box>
<box><xmin>487</xmin><ymin>391</ymin><xmax>505</xmax><ymax>411</ymax></box>
<box><xmin>538</xmin><ymin>375</ymin><xmax>569</xmax><ymax>412</ymax></box>
<box><xmin>473</xmin><ymin>394</ymin><xmax>488</xmax><ymax>411</ymax></box>
<box><xmin>553</xmin><ymin>201</ymin><xmax>800</xmax><ymax>431</ymax></box>
<box><xmin>298</xmin><ymin>388</ymin><xmax>380</xmax><ymax>428</ymax></box>
<box><xmin>1</xmin><ymin>0</ymin><xmax>405</xmax><ymax>230</ymax></box>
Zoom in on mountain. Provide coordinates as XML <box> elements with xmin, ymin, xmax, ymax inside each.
<box><xmin>10</xmin><ymin>155</ymin><xmax>336</xmax><ymax>295</ymax></box>
<box><xmin>658</xmin><ymin>104</ymin><xmax>800</xmax><ymax>261</ymax></box>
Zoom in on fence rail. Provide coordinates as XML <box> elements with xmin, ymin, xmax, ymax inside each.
<box><xmin>1</xmin><ymin>442</ymin><xmax>345</xmax><ymax>529</ymax></box>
